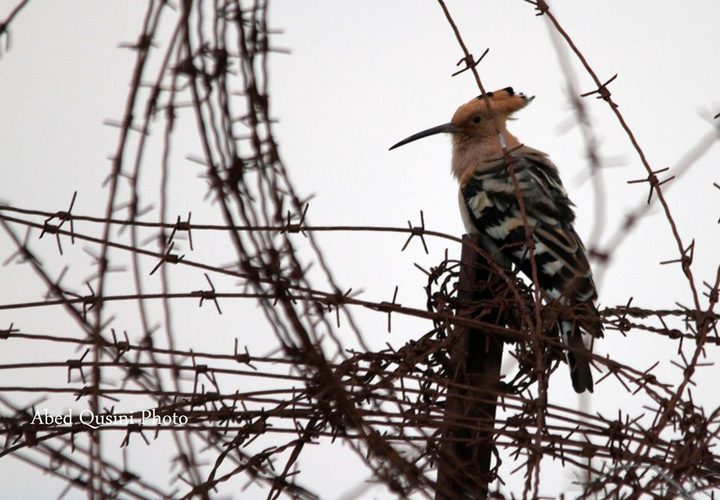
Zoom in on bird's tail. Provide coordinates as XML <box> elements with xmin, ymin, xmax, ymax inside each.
<box><xmin>560</xmin><ymin>320</ymin><xmax>594</xmax><ymax>393</ymax></box>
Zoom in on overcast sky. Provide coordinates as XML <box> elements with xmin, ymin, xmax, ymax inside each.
<box><xmin>1</xmin><ymin>1</ymin><xmax>719</xmax><ymax>498</ymax></box>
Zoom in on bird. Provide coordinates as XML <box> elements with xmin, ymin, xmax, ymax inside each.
<box><xmin>389</xmin><ymin>87</ymin><xmax>601</xmax><ymax>393</ymax></box>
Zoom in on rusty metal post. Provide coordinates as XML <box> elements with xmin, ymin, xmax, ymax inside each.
<box><xmin>435</xmin><ymin>234</ymin><xmax>506</xmax><ymax>499</ymax></box>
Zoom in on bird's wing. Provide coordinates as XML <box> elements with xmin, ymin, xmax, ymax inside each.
<box><xmin>461</xmin><ymin>151</ymin><xmax>601</xmax><ymax>334</ymax></box>
<box><xmin>463</xmin><ymin>149</ymin><xmax>602</xmax><ymax>393</ymax></box>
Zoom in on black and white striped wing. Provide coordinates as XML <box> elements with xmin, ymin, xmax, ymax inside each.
<box><xmin>461</xmin><ymin>154</ymin><xmax>596</xmax><ymax>309</ymax></box>
<box><xmin>461</xmin><ymin>151</ymin><xmax>601</xmax><ymax>392</ymax></box>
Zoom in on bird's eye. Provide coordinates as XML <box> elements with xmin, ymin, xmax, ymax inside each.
<box><xmin>472</xmin><ymin>116</ymin><xmax>482</xmax><ymax>124</ymax></box>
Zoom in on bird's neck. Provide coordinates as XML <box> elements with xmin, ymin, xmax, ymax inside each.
<box><xmin>451</xmin><ymin>129</ymin><xmax>521</xmax><ymax>181</ymax></box>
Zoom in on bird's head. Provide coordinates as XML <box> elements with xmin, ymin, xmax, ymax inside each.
<box><xmin>389</xmin><ymin>87</ymin><xmax>534</xmax><ymax>150</ymax></box>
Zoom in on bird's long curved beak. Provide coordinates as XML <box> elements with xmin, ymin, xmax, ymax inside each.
<box><xmin>389</xmin><ymin>122</ymin><xmax>457</xmax><ymax>151</ymax></box>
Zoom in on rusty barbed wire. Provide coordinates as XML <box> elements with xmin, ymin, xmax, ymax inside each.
<box><xmin>1</xmin><ymin>0</ymin><xmax>719</xmax><ymax>498</ymax></box>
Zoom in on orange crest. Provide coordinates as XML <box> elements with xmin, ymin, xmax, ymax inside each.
<box><xmin>451</xmin><ymin>87</ymin><xmax>533</xmax><ymax>126</ymax></box>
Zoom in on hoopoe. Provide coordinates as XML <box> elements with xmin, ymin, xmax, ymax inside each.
<box><xmin>390</xmin><ymin>87</ymin><xmax>601</xmax><ymax>393</ymax></box>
